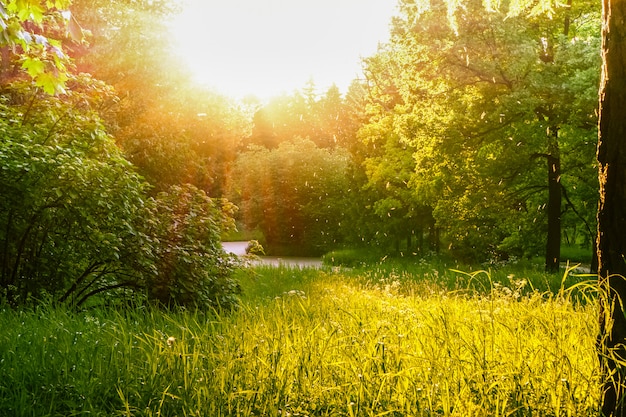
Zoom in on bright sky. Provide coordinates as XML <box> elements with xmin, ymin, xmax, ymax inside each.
<box><xmin>169</xmin><ymin>0</ymin><xmax>397</xmax><ymax>100</ymax></box>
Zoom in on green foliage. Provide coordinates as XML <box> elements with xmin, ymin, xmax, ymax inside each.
<box><xmin>0</xmin><ymin>267</ymin><xmax>601</xmax><ymax>416</ymax></box>
<box><xmin>360</xmin><ymin>0</ymin><xmax>600</xmax><ymax>263</ymax></box>
<box><xmin>245</xmin><ymin>239</ymin><xmax>265</xmax><ymax>255</ymax></box>
<box><xmin>0</xmin><ymin>79</ymin><xmax>148</xmax><ymax>307</ymax></box>
<box><xmin>0</xmin><ymin>80</ymin><xmax>242</xmax><ymax>310</ymax></box>
<box><xmin>229</xmin><ymin>137</ymin><xmax>351</xmax><ymax>255</ymax></box>
<box><xmin>247</xmin><ymin>83</ymin><xmax>354</xmax><ymax>149</ymax></box>
<box><xmin>117</xmin><ymin>88</ymin><xmax>249</xmax><ymax>195</ymax></box>
<box><xmin>0</xmin><ymin>0</ymin><xmax>245</xmax><ymax>311</ymax></box>
<box><xmin>0</xmin><ymin>0</ymin><xmax>76</xmax><ymax>94</ymax></box>
<box><xmin>71</xmin><ymin>0</ymin><xmax>251</xmax><ymax>196</ymax></box>
<box><xmin>140</xmin><ymin>184</ymin><xmax>241</xmax><ymax>310</ymax></box>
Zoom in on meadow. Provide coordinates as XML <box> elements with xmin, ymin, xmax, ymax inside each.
<box><xmin>0</xmin><ymin>259</ymin><xmax>602</xmax><ymax>416</ymax></box>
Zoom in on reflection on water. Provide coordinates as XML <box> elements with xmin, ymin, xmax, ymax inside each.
<box><xmin>221</xmin><ymin>241</ymin><xmax>248</xmax><ymax>256</ymax></box>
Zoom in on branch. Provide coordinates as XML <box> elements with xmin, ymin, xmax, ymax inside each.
<box><xmin>446</xmin><ymin>55</ymin><xmax>514</xmax><ymax>89</ymax></box>
<box><xmin>75</xmin><ymin>281</ymin><xmax>143</xmax><ymax>308</ymax></box>
<box><xmin>561</xmin><ymin>184</ymin><xmax>595</xmax><ymax>240</ymax></box>
<box><xmin>531</xmin><ymin>152</ymin><xmax>550</xmax><ymax>160</ymax></box>
<box><xmin>20</xmin><ymin>88</ymin><xmax>40</xmax><ymax>127</ymax></box>
<box><xmin>58</xmin><ymin>262</ymin><xmax>107</xmax><ymax>304</ymax></box>
<box><xmin>9</xmin><ymin>206</ymin><xmax>58</xmax><ymax>286</ymax></box>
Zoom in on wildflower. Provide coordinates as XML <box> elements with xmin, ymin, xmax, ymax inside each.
<box><xmin>167</xmin><ymin>336</ymin><xmax>176</xmax><ymax>347</ymax></box>
<box><xmin>284</xmin><ymin>289</ymin><xmax>307</xmax><ymax>298</ymax></box>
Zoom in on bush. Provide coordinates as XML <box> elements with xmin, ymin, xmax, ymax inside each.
<box><xmin>141</xmin><ymin>185</ymin><xmax>242</xmax><ymax>311</ymax></box>
<box><xmin>245</xmin><ymin>240</ymin><xmax>265</xmax><ymax>255</ymax></box>
<box><xmin>0</xmin><ymin>81</ymin><xmax>149</xmax><ymax>308</ymax></box>
<box><xmin>0</xmin><ymin>83</ymin><xmax>242</xmax><ymax>310</ymax></box>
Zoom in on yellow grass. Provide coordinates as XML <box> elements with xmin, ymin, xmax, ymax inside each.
<box><xmin>0</xmin><ymin>268</ymin><xmax>601</xmax><ymax>416</ymax></box>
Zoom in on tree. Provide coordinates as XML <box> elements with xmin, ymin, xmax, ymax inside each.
<box><xmin>0</xmin><ymin>0</ymin><xmax>78</xmax><ymax>93</ymax></box>
<box><xmin>358</xmin><ymin>100</ymin><xmax>436</xmax><ymax>254</ymax></box>
<box><xmin>596</xmin><ymin>0</ymin><xmax>626</xmax><ymax>412</ymax></box>
<box><xmin>386</xmin><ymin>0</ymin><xmax>623</xmax><ymax>407</ymax></box>
<box><xmin>0</xmin><ymin>1</ymin><xmax>243</xmax><ymax>309</ymax></box>
<box><xmin>229</xmin><ymin>138</ymin><xmax>351</xmax><ymax>255</ymax></box>
<box><xmin>118</xmin><ymin>88</ymin><xmax>250</xmax><ymax>195</ymax></box>
<box><xmin>381</xmin><ymin>0</ymin><xmax>620</xmax><ymax>411</ymax></box>
<box><xmin>247</xmin><ymin>84</ymin><xmax>355</xmax><ymax>150</ymax></box>
<box><xmin>360</xmin><ymin>0</ymin><xmax>599</xmax><ymax>265</ymax></box>
<box><xmin>70</xmin><ymin>0</ymin><xmax>251</xmax><ymax>196</ymax></box>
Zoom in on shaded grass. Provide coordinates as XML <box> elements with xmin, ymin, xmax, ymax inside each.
<box><xmin>235</xmin><ymin>265</ymin><xmax>321</xmax><ymax>303</ymax></box>
<box><xmin>0</xmin><ymin>266</ymin><xmax>601</xmax><ymax>416</ymax></box>
<box><xmin>561</xmin><ymin>245</ymin><xmax>595</xmax><ymax>264</ymax></box>
<box><xmin>324</xmin><ymin>250</ymin><xmax>593</xmax><ymax>297</ymax></box>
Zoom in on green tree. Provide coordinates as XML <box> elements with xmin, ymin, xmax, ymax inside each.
<box><xmin>247</xmin><ymin>84</ymin><xmax>356</xmax><ymax>150</ymax></box>
<box><xmin>361</xmin><ymin>0</ymin><xmax>599</xmax><ymax>266</ymax></box>
<box><xmin>70</xmin><ymin>0</ymin><xmax>250</xmax><ymax>196</ymax></box>
<box><xmin>118</xmin><ymin>89</ymin><xmax>250</xmax><ymax>195</ymax></box>
<box><xmin>0</xmin><ymin>1</ymin><xmax>243</xmax><ymax>310</ymax></box>
<box><xmin>0</xmin><ymin>0</ymin><xmax>80</xmax><ymax>93</ymax></box>
<box><xmin>229</xmin><ymin>138</ymin><xmax>350</xmax><ymax>255</ymax></box>
<box><xmin>333</xmin><ymin>80</ymin><xmax>398</xmax><ymax>250</ymax></box>
<box><xmin>359</xmin><ymin>104</ymin><xmax>436</xmax><ymax>254</ymax></box>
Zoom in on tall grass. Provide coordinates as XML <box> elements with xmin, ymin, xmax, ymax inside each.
<box><xmin>0</xmin><ymin>265</ymin><xmax>601</xmax><ymax>416</ymax></box>
<box><xmin>324</xmin><ymin>249</ymin><xmax>593</xmax><ymax>296</ymax></box>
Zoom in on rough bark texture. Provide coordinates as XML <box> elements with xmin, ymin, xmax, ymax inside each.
<box><xmin>597</xmin><ymin>0</ymin><xmax>626</xmax><ymax>413</ymax></box>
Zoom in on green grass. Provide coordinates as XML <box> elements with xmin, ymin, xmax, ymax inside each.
<box><xmin>0</xmin><ymin>264</ymin><xmax>602</xmax><ymax>416</ymax></box>
<box><xmin>323</xmin><ymin>249</ymin><xmax>593</xmax><ymax>295</ymax></box>
<box><xmin>561</xmin><ymin>245</ymin><xmax>595</xmax><ymax>264</ymax></box>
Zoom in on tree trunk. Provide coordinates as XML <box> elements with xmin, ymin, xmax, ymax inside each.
<box><xmin>417</xmin><ymin>227</ymin><xmax>424</xmax><ymax>253</ymax></box>
<box><xmin>545</xmin><ymin>129</ymin><xmax>561</xmax><ymax>273</ymax></box>
<box><xmin>597</xmin><ymin>0</ymin><xmax>626</xmax><ymax>413</ymax></box>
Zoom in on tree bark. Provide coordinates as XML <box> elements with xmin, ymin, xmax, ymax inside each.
<box><xmin>597</xmin><ymin>0</ymin><xmax>626</xmax><ymax>413</ymax></box>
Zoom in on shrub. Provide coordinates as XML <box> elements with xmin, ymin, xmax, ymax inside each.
<box><xmin>0</xmin><ymin>81</ymin><xmax>149</xmax><ymax>308</ymax></box>
<box><xmin>141</xmin><ymin>184</ymin><xmax>241</xmax><ymax>310</ymax></box>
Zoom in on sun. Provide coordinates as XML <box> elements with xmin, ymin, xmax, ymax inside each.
<box><xmin>168</xmin><ymin>0</ymin><xmax>396</xmax><ymax>100</ymax></box>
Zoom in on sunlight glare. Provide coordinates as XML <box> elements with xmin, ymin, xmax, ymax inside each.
<box><xmin>169</xmin><ymin>0</ymin><xmax>396</xmax><ymax>100</ymax></box>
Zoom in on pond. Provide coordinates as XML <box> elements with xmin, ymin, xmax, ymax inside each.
<box><xmin>221</xmin><ymin>241</ymin><xmax>323</xmax><ymax>268</ymax></box>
